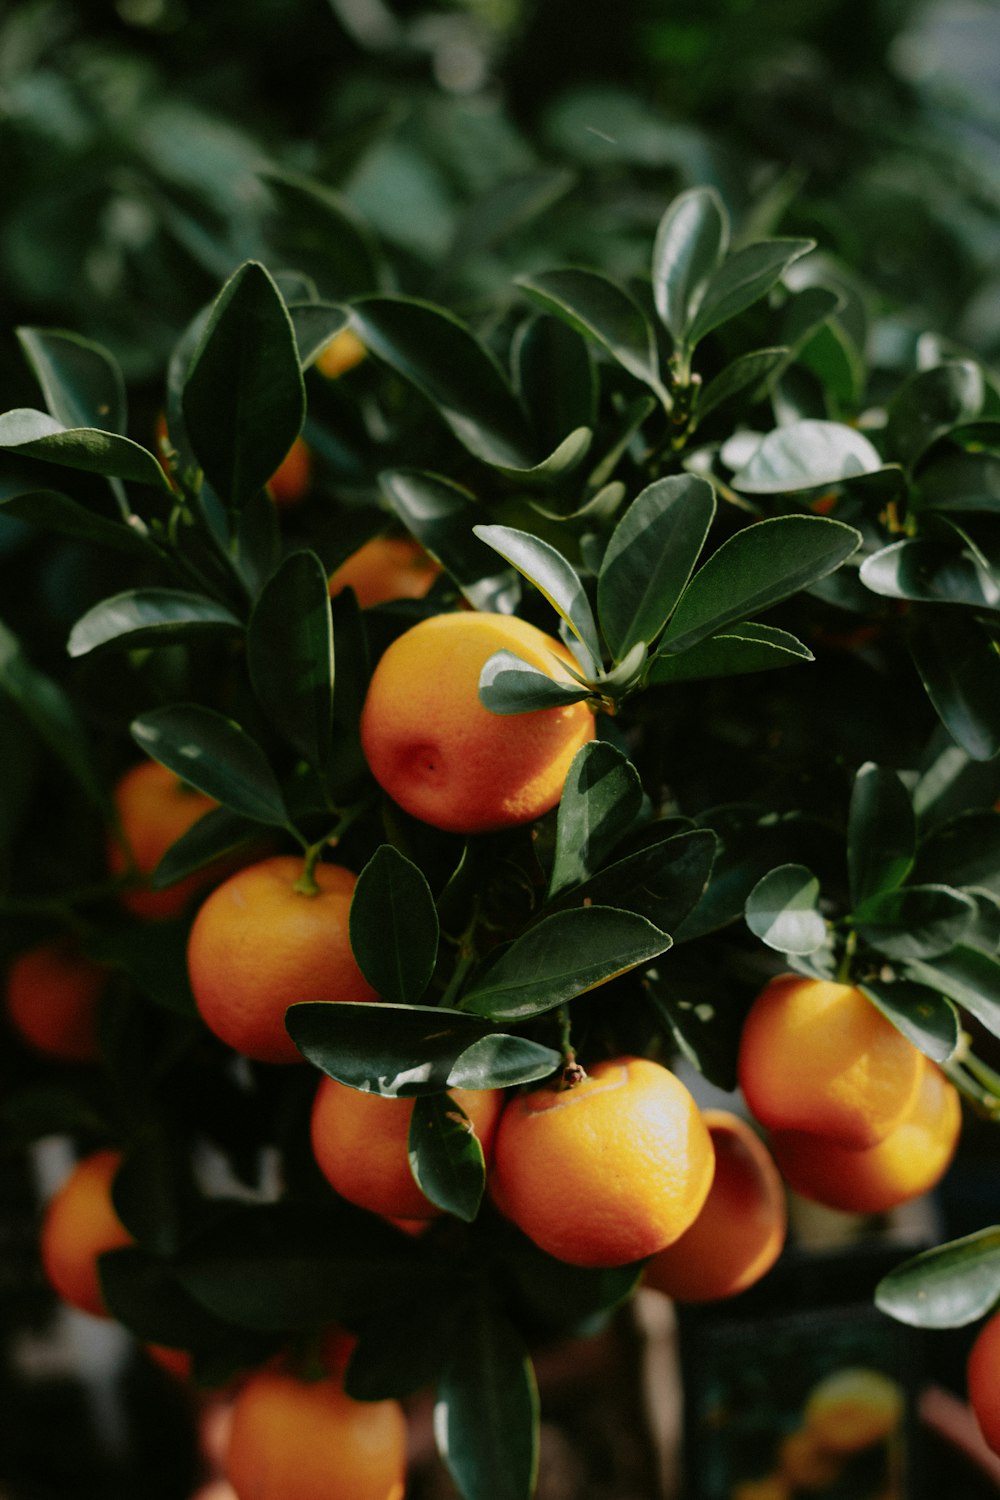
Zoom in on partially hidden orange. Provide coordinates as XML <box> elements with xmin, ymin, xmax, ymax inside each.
<box><xmin>108</xmin><ymin>760</ymin><xmax>218</xmax><ymax>920</ymax></box>
<box><xmin>328</xmin><ymin>536</ymin><xmax>440</xmax><ymax>609</ymax></box>
<box><xmin>267</xmin><ymin>436</ymin><xmax>312</xmax><ymax>508</ymax></box>
<box><xmin>5</xmin><ymin>937</ymin><xmax>107</xmax><ymax>1063</ymax></box>
<box><xmin>40</xmin><ymin>1149</ymin><xmax>134</xmax><ymax>1317</ymax></box>
<box><xmin>803</xmin><ymin>1367</ymin><xmax>904</xmax><ymax>1453</ymax></box>
<box><xmin>969</xmin><ymin>1309</ymin><xmax>1000</xmax><ymax>1457</ymax></box>
<box><xmin>315</xmin><ymin>328</ymin><xmax>367</xmax><ymax>380</ymax></box>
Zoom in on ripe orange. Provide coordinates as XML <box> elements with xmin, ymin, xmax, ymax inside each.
<box><xmin>5</xmin><ymin>937</ymin><xmax>107</xmax><ymax>1063</ymax></box>
<box><xmin>225</xmin><ymin>1368</ymin><xmax>406</xmax><ymax>1500</ymax></box>
<box><xmin>328</xmin><ymin>536</ymin><xmax>440</xmax><ymax>609</ymax></box>
<box><xmin>39</xmin><ymin>1149</ymin><xmax>133</xmax><ymax>1317</ymax></box>
<box><xmin>804</xmin><ymin>1368</ymin><xmax>904</xmax><ymax>1453</ymax></box>
<box><xmin>490</xmin><ymin>1056</ymin><xmax>714</xmax><ymax>1268</ymax></box>
<box><xmin>644</xmin><ymin>1110</ymin><xmax>786</xmax><ymax>1302</ymax></box>
<box><xmin>778</xmin><ymin>1429</ymin><xmax>841</xmax><ymax>1488</ymax></box>
<box><xmin>968</xmin><ymin>1310</ymin><xmax>1000</xmax><ymax>1456</ymax></box>
<box><xmin>108</xmin><ymin>760</ymin><xmax>218</xmax><ymax>920</ymax></box>
<box><xmin>315</xmin><ymin>328</ymin><xmax>367</xmax><ymax>380</ymax></box>
<box><xmin>187</xmin><ymin>855</ymin><xmax>378</xmax><ymax>1064</ymax></box>
<box><xmin>359</xmin><ymin>611</ymin><xmax>595</xmax><ymax>834</ymax></box>
<box><xmin>770</xmin><ymin>1053</ymin><xmax>961</xmax><ymax>1214</ymax></box>
<box><xmin>738</xmin><ymin>976</ymin><xmax>923</xmax><ymax>1149</ymax></box>
<box><xmin>310</xmin><ymin>1077</ymin><xmax>503</xmax><ymax>1220</ymax></box>
<box><xmin>267</xmin><ymin>436</ymin><xmax>312</xmax><ymax>508</ymax></box>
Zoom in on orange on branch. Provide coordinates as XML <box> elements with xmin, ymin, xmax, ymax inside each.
<box><xmin>969</xmin><ymin>1310</ymin><xmax>1000</xmax><ymax>1457</ymax></box>
<box><xmin>328</xmin><ymin>536</ymin><xmax>440</xmax><ymax>609</ymax></box>
<box><xmin>804</xmin><ymin>1368</ymin><xmax>904</xmax><ymax>1454</ymax></box>
<box><xmin>40</xmin><ymin>1149</ymin><xmax>133</xmax><ymax>1317</ymax></box>
<box><xmin>267</xmin><ymin>435</ymin><xmax>312</xmax><ymax>508</ymax></box>
<box><xmin>5</xmin><ymin>937</ymin><xmax>107</xmax><ymax>1063</ymax></box>
<box><xmin>108</xmin><ymin>760</ymin><xmax>218</xmax><ymax>920</ymax></box>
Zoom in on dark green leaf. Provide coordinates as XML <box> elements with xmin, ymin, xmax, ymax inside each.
<box><xmin>904</xmin><ymin>947</ymin><xmax>1000</xmax><ymax>1041</ymax></box>
<box><xmin>547</xmin><ymin>829</ymin><xmax>716</xmax><ymax>935</ymax></box>
<box><xmin>182</xmin><ymin>261</ymin><xmax>306</xmax><ymax>511</ymax></box>
<box><xmin>489</xmin><ymin>427</ymin><xmax>594</xmax><ymax>490</ymax></box>
<box><xmin>597</xmin><ymin>474</ymin><xmax>715</xmax><ymax>660</ymax></box>
<box><xmin>67</xmin><ymin>590</ymin><xmax>243</xmax><ymax>658</ymax></box>
<box><xmin>646</xmin><ymin>622</ymin><xmax>812</xmax><ymax>684</ymax></box>
<box><xmin>675</xmin><ymin>806</ymin><xmax>823</xmax><ymax>941</ymax></box>
<box><xmin>854</xmin><ymin>884</ymin><xmax>975</xmax><ymax>961</ymax></box>
<box><xmin>0</xmin><ymin>487</ymin><xmax>153</xmax><ymax>555</ymax></box>
<box><xmin>645</xmin><ymin>969</ymin><xmax>740</xmax><ymax>1090</ymax></box>
<box><xmin>908</xmin><ymin>610</ymin><xmax>1000</xmax><ymax>762</ymax></box>
<box><xmin>263</xmin><ymin>170</ymin><xmax>387</xmax><ymax>300</ymax></box>
<box><xmin>461</xmin><ymin>907</ymin><xmax>671</xmax><ymax>1021</ymax></box>
<box><xmin>435</xmin><ymin>1301</ymin><xmax>538</xmax><ymax>1500</ymax></box>
<box><xmin>858</xmin><ymin>978</ymin><xmax>960</xmax><ymax>1064</ymax></box>
<box><xmin>101</xmin><ymin>1246</ymin><xmax>270</xmax><ymax>1355</ymax></box>
<box><xmin>350</xmin><ymin>296</ymin><xmax>535</xmax><ymax>469</ymax></box>
<box><xmin>473</xmin><ymin>524</ymin><xmax>602</xmax><ymax>672</ymax></box>
<box><xmin>697</xmin><ymin>347</ymin><xmax>787</xmax><ymax>421</ymax></box>
<box><xmin>875</xmin><ymin>1229</ymin><xmax>1000</xmax><ymax>1329</ymax></box>
<box><xmin>886</xmin><ymin>361</ymin><xmax>985</xmax><ymax>468</ymax></box>
<box><xmin>112</xmin><ymin>1132</ymin><xmax>191</xmax><ymax>1257</ymax></box>
<box><xmin>652</xmin><ymin>186</ymin><xmax>729</xmax><ymax>344</ymax></box>
<box><xmin>547</xmin><ymin>742</ymin><xmax>643</xmax><ymax>898</ymax></box>
<box><xmin>345</xmin><ymin>1287</ymin><xmax>456</xmax><ymax>1401</ymax></box>
<box><xmin>780</xmin><ymin>286</ymin><xmax>845</xmax><ymax>352</ymax></box>
<box><xmin>408</xmin><ymin>1094</ymin><xmax>486</xmax><ymax>1222</ymax></box>
<box><xmin>0</xmin><ymin>409</ymin><xmax>170</xmax><ymax>491</ymax></box>
<box><xmin>17</xmin><ymin>327</ymin><xmax>126</xmax><ymax>434</ymax></box>
<box><xmin>731</xmin><ymin>420</ymin><xmax>883</xmax><ymax>493</ymax></box>
<box><xmin>745</xmin><ymin>864</ymin><xmax>826</xmax><ymax>954</ymax></box>
<box><xmin>478</xmin><ymin>651</ymin><xmax>594</xmax><ymax>713</ymax></box>
<box><xmin>660</xmin><ymin>516</ymin><xmax>860</xmax><ymax>654</ymax></box>
<box><xmin>379</xmin><ymin>469</ymin><xmax>520</xmax><ymax>614</ymax></box>
<box><xmin>512</xmin><ymin>315</ymin><xmax>597</xmax><ymax>450</ymax></box>
<box><xmin>152</xmin><ymin>806</ymin><xmax>263</xmax><ymax>890</ymax></box>
<box><xmin>88</xmin><ymin>922</ymin><xmax>198</xmax><ymax>1017</ymax></box>
<box><xmin>913</xmin><ymin>811</ymin><xmax>1000</xmax><ymax>897</ymax></box>
<box><xmin>287</xmin><ymin>301</ymin><xmax>349</xmax><ymax>369</ymax></box>
<box><xmin>687</xmin><ymin>238</ymin><xmax>814</xmax><ymax>346</ymax></box>
<box><xmin>131</xmin><ymin>705</ymin><xmax>288</xmax><ymax>826</ymax></box>
<box><xmin>445</xmin><ymin>169</ymin><xmax>575</xmax><ymax>273</ymax></box>
<box><xmin>860</xmin><ymin>540</ymin><xmax>1000</xmax><ymax>611</ymax></box>
<box><xmin>286</xmin><ymin>1001</ymin><xmax>560</xmax><ymax>1096</ymax></box>
<box><xmin>247</xmin><ymin>551</ymin><xmax>334</xmax><ymax>768</ymax></box>
<box><xmin>847</xmin><ymin>762</ymin><xmax>916</xmax><ymax>908</ymax></box>
<box><xmin>349</xmin><ymin>845</ymin><xmax>439</xmax><ymax>1003</ymax></box>
<box><xmin>0</xmin><ymin>619</ymin><xmax>107</xmax><ymax>811</ymax></box>
<box><xmin>516</xmin><ymin>268</ymin><xmax>668</xmax><ymax>402</ymax></box>
<box><xmin>915</xmin><ymin>450</ymin><xmax>1000</xmax><ymax>516</ymax></box>
<box><xmin>500</xmin><ymin>1233</ymin><xmax>642</xmax><ymax>1329</ymax></box>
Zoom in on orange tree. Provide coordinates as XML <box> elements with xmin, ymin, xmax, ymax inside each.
<box><xmin>2</xmin><ymin>180</ymin><xmax>1000</xmax><ymax>1495</ymax></box>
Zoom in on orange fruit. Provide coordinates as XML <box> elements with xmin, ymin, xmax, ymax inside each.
<box><xmin>310</xmin><ymin>1077</ymin><xmax>503</xmax><ymax>1220</ymax></box>
<box><xmin>738</xmin><ymin>975</ymin><xmax>923</xmax><ymax>1149</ymax></box>
<box><xmin>267</xmin><ymin>435</ymin><xmax>313</xmax><ymax>508</ymax></box>
<box><xmin>778</xmin><ymin>1428</ymin><xmax>841</xmax><ymax>1488</ymax></box>
<box><xmin>315</xmin><ymin>328</ymin><xmax>367</xmax><ymax>380</ymax></box>
<box><xmin>39</xmin><ymin>1149</ymin><xmax>134</xmax><ymax>1317</ymax></box>
<box><xmin>731</xmin><ymin>1476</ymin><xmax>791</xmax><ymax>1500</ymax></box>
<box><xmin>490</xmin><ymin>1056</ymin><xmax>715</xmax><ymax>1268</ymax></box>
<box><xmin>147</xmin><ymin>1343</ymin><xmax>194</xmax><ymax>1382</ymax></box>
<box><xmin>968</xmin><ymin>1310</ymin><xmax>1000</xmax><ymax>1456</ymax></box>
<box><xmin>225</xmin><ymin>1368</ymin><xmax>406</xmax><ymax>1500</ymax></box>
<box><xmin>359</xmin><ymin>610</ymin><xmax>595</xmax><ymax>834</ymax></box>
<box><xmin>804</xmin><ymin>1368</ymin><xmax>904</xmax><ymax>1453</ymax></box>
<box><xmin>5</xmin><ymin>937</ymin><xmax>107</xmax><ymax>1063</ymax></box>
<box><xmin>187</xmin><ymin>855</ymin><xmax>378</xmax><ymax>1064</ymax></box>
<box><xmin>770</xmin><ymin>1053</ymin><xmax>961</xmax><ymax>1214</ymax></box>
<box><xmin>108</xmin><ymin>760</ymin><xmax>218</xmax><ymax>920</ymax></box>
<box><xmin>328</xmin><ymin>536</ymin><xmax>440</xmax><ymax>609</ymax></box>
<box><xmin>644</xmin><ymin>1110</ymin><xmax>786</xmax><ymax>1302</ymax></box>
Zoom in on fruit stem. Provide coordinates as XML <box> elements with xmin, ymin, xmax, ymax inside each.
<box><xmin>836</xmin><ymin>930</ymin><xmax>857</xmax><ymax>984</ymax></box>
<box><xmin>942</xmin><ymin>1060</ymin><xmax>1000</xmax><ymax>1120</ymax></box>
<box><xmin>440</xmin><ymin>898</ymin><xmax>482</xmax><ymax>1008</ymax></box>
<box><xmin>962</xmin><ymin>1046</ymin><xmax>1000</xmax><ymax>1106</ymax></box>
<box><xmin>294</xmin><ymin>839</ymin><xmax>326</xmax><ymax>896</ymax></box>
<box><xmin>556</xmin><ymin>1005</ymin><xmax>586</xmax><ymax>1088</ymax></box>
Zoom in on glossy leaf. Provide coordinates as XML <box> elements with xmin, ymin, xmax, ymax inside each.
<box><xmin>547</xmin><ymin>742</ymin><xmax>643</xmax><ymax>898</ymax></box>
<box><xmin>489</xmin><ymin>426</ymin><xmax>594</xmax><ymax>490</ymax></box>
<box><xmin>512</xmin><ymin>314</ymin><xmax>597</xmax><ymax>449</ymax></box>
<box><xmin>287</xmin><ymin>301</ymin><xmax>350</xmax><ymax>369</ymax></box>
<box><xmin>349</xmin><ymin>846</ymin><xmax>439</xmax><ymax>1004</ymax></box>
<box><xmin>345</xmin><ymin>1289</ymin><xmax>455</xmax><ymax>1402</ymax></box>
<box><xmin>645</xmin><ymin>969</ymin><xmax>740</xmax><ymax>1091</ymax></box>
<box><xmin>478</xmin><ymin>651</ymin><xmax>594</xmax><ymax>714</ymax></box>
<box><xmin>904</xmin><ymin>947</ymin><xmax>1000</xmax><ymax>1041</ymax></box>
<box><xmin>697</xmin><ymin>347</ymin><xmax>787</xmax><ymax>421</ymax></box>
<box><xmin>886</xmin><ymin>360</ymin><xmax>985</xmax><ymax>468</ymax></box>
<box><xmin>247</xmin><ymin>551</ymin><xmax>334</xmax><ymax>768</ymax></box>
<box><xmin>67</xmin><ymin>589</ymin><xmax>243</xmax><ymax>658</ymax></box>
<box><xmin>854</xmin><ymin>884</ymin><xmax>976</xmax><ymax>961</ymax></box>
<box><xmin>0</xmin><ymin>487</ymin><xmax>152</xmax><ymax>555</ymax></box>
<box><xmin>652</xmin><ymin>186</ymin><xmax>728</xmax><ymax>344</ymax></box>
<box><xmin>0</xmin><ymin>619</ymin><xmax>106</xmax><ymax>811</ymax></box>
<box><xmin>445</xmin><ymin>169</ymin><xmax>575</xmax><ymax>272</ymax></box>
<box><xmin>131</xmin><ymin>704</ymin><xmax>288</xmax><ymax>826</ymax></box>
<box><xmin>379</xmin><ymin>469</ymin><xmax>520</xmax><ymax>614</ymax></box>
<box><xmin>263</xmin><ymin>170</ymin><xmax>386</xmax><ymax>299</ymax></box>
<box><xmin>687</xmin><ymin>237</ymin><xmax>814</xmax><ymax>346</ymax></box>
<box><xmin>860</xmin><ymin>540</ymin><xmax>1000</xmax><ymax>612</ymax></box>
<box><xmin>473</xmin><ymin>524</ymin><xmax>602</xmax><ymax>672</ymax></box>
<box><xmin>547</xmin><ymin>829</ymin><xmax>716</xmax><ymax>936</ymax></box>
<box><xmin>100</xmin><ymin>1245</ymin><xmax>268</xmax><ymax>1353</ymax></box>
<box><xmin>461</xmin><ymin>907</ymin><xmax>672</xmax><ymax>1021</ymax></box>
<box><xmin>660</xmin><ymin>515</ymin><xmax>861</xmax><ymax>655</ymax></box>
<box><xmin>745</xmin><ymin>864</ymin><xmax>826</xmax><ymax>954</ymax></box>
<box><xmin>731</xmin><ymin>419</ymin><xmax>883</xmax><ymax>493</ymax></box>
<box><xmin>434</xmin><ymin>1302</ymin><xmax>538</xmax><ymax>1500</ymax></box>
<box><xmin>847</xmin><ymin>762</ymin><xmax>915</xmax><ymax>908</ymax></box>
<box><xmin>408</xmin><ymin>1094</ymin><xmax>486</xmax><ymax>1222</ymax></box>
<box><xmin>597</xmin><ymin>474</ymin><xmax>716</xmax><ymax>660</ymax></box>
<box><xmin>286</xmin><ymin>1001</ymin><xmax>560</xmax><ymax>1096</ymax></box>
<box><xmin>17</xmin><ymin>327</ymin><xmax>126</xmax><ymax>434</ymax></box>
<box><xmin>908</xmin><ymin>610</ymin><xmax>1000</xmax><ymax>762</ymax></box>
<box><xmin>875</xmin><ymin>1229</ymin><xmax>1000</xmax><ymax>1329</ymax></box>
<box><xmin>675</xmin><ymin>805</ymin><xmax>824</xmax><ymax>942</ymax></box>
<box><xmin>516</xmin><ymin>267</ymin><xmax>668</xmax><ymax>401</ymax></box>
<box><xmin>182</xmin><ymin>261</ymin><xmax>305</xmax><ymax>511</ymax></box>
<box><xmin>646</xmin><ymin>622</ymin><xmax>812</xmax><ymax>684</ymax></box>
<box><xmin>0</xmin><ymin>408</ymin><xmax>169</xmax><ymax>491</ymax></box>
<box><xmin>913</xmin><ymin>811</ymin><xmax>1000</xmax><ymax>897</ymax></box>
<box><xmin>152</xmin><ymin>806</ymin><xmax>263</xmax><ymax>890</ymax></box>
<box><xmin>858</xmin><ymin>978</ymin><xmax>960</xmax><ymax>1064</ymax></box>
<box><xmin>350</xmin><ymin>296</ymin><xmax>535</xmax><ymax>469</ymax></box>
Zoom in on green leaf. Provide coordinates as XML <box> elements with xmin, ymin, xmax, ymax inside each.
<box><xmin>546</xmin><ymin>829</ymin><xmax>716</xmax><ymax>935</ymax></box>
<box><xmin>408</xmin><ymin>1094</ymin><xmax>486</xmax><ymax>1222</ymax></box>
<box><xmin>286</xmin><ymin>1001</ymin><xmax>560</xmax><ymax>1096</ymax></box>
<box><xmin>875</xmin><ymin>1229</ymin><xmax>1000</xmax><ymax>1329</ymax></box>
<box><xmin>646</xmin><ymin>622</ymin><xmax>812</xmax><ymax>684</ymax></box>
<box><xmin>435</xmin><ymin>1301</ymin><xmax>539</xmax><ymax>1500</ymax></box>
<box><xmin>67</xmin><ymin>589</ymin><xmax>243</xmax><ymax>658</ymax></box>
<box><xmin>886</xmin><ymin>361</ymin><xmax>985</xmax><ymax>469</ymax></box>
<box><xmin>513</xmin><ymin>314</ymin><xmax>597</xmax><ymax>450</ymax></box>
<box><xmin>287</xmin><ymin>301</ymin><xmax>350</xmax><ymax>369</ymax></box>
<box><xmin>686</xmin><ymin>237</ymin><xmax>814</xmax><ymax>346</ymax></box>
<box><xmin>854</xmin><ymin>884</ymin><xmax>975</xmax><ymax>961</ymax></box>
<box><xmin>0</xmin><ymin>409</ymin><xmax>170</xmax><ymax>491</ymax></box>
<box><xmin>660</xmin><ymin>515</ymin><xmax>861</xmax><ymax>655</ymax></box>
<box><xmin>858</xmin><ymin>978</ymin><xmax>960</xmax><ymax>1064</ymax></box>
<box><xmin>860</xmin><ymin>540</ymin><xmax>1000</xmax><ymax>612</ymax></box>
<box><xmin>17</xmin><ymin>327</ymin><xmax>126</xmax><ymax>434</ymax></box>
<box><xmin>100</xmin><ymin>1246</ymin><xmax>271</xmax><ymax>1356</ymax></box>
<box><xmin>731</xmin><ymin>420</ymin><xmax>883</xmax><ymax>493</ymax></box>
<box><xmin>478</xmin><ymin>651</ymin><xmax>594</xmax><ymax>714</ymax></box>
<box><xmin>152</xmin><ymin>806</ymin><xmax>263</xmax><ymax>890</ymax></box>
<box><xmin>461</xmin><ymin>907</ymin><xmax>671</xmax><ymax>1021</ymax></box>
<box><xmin>263</xmin><ymin>170</ymin><xmax>387</xmax><ymax>300</ymax></box>
<box><xmin>516</xmin><ymin>268</ymin><xmax>668</xmax><ymax>402</ymax></box>
<box><xmin>247</xmin><ymin>551</ymin><xmax>334</xmax><ymax>768</ymax></box>
<box><xmin>913</xmin><ymin>811</ymin><xmax>1000</xmax><ymax>897</ymax></box>
<box><xmin>379</xmin><ymin>469</ymin><xmax>520</xmax><ymax>614</ymax></box>
<box><xmin>131</xmin><ymin>705</ymin><xmax>288</xmax><ymax>826</ymax></box>
<box><xmin>182</xmin><ymin>261</ymin><xmax>306</xmax><ymax>511</ymax></box>
<box><xmin>0</xmin><ymin>487</ymin><xmax>153</xmax><ymax>555</ymax></box>
<box><xmin>0</xmin><ymin>619</ymin><xmax>107</xmax><ymax>811</ymax></box>
<box><xmin>489</xmin><ymin>427</ymin><xmax>594</xmax><ymax>489</ymax></box>
<box><xmin>547</xmin><ymin>742</ymin><xmax>643</xmax><ymax>898</ymax></box>
<box><xmin>745</xmin><ymin>864</ymin><xmax>826</xmax><ymax>954</ymax></box>
<box><xmin>349</xmin><ymin>846</ymin><xmax>439</xmax><ymax>1004</ymax></box>
<box><xmin>345</xmin><ymin>1288</ymin><xmax>455</xmax><ymax>1401</ymax></box>
<box><xmin>904</xmin><ymin>947</ymin><xmax>1000</xmax><ymax>1041</ymax></box>
<box><xmin>88</xmin><ymin>922</ymin><xmax>198</xmax><ymax>1017</ymax></box>
<box><xmin>445</xmin><ymin>168</ymin><xmax>575</xmax><ymax>274</ymax></box>
<box><xmin>349</xmin><ymin>296</ymin><xmax>535</xmax><ymax>470</ymax></box>
<box><xmin>908</xmin><ymin>610</ymin><xmax>1000</xmax><ymax>762</ymax></box>
<box><xmin>675</xmin><ymin>805</ymin><xmax>823</xmax><ymax>942</ymax></box>
<box><xmin>652</xmin><ymin>186</ymin><xmax>729</xmax><ymax>344</ymax></box>
<box><xmin>472</xmin><ymin>524</ymin><xmax>602</xmax><ymax>672</ymax></box>
<box><xmin>847</xmin><ymin>762</ymin><xmax>916</xmax><ymax>908</ymax></box>
<box><xmin>697</xmin><ymin>347</ymin><xmax>787</xmax><ymax>421</ymax></box>
<box><xmin>597</xmin><ymin>474</ymin><xmax>716</xmax><ymax>660</ymax></box>
<box><xmin>645</xmin><ymin>969</ymin><xmax>741</xmax><ymax>1091</ymax></box>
